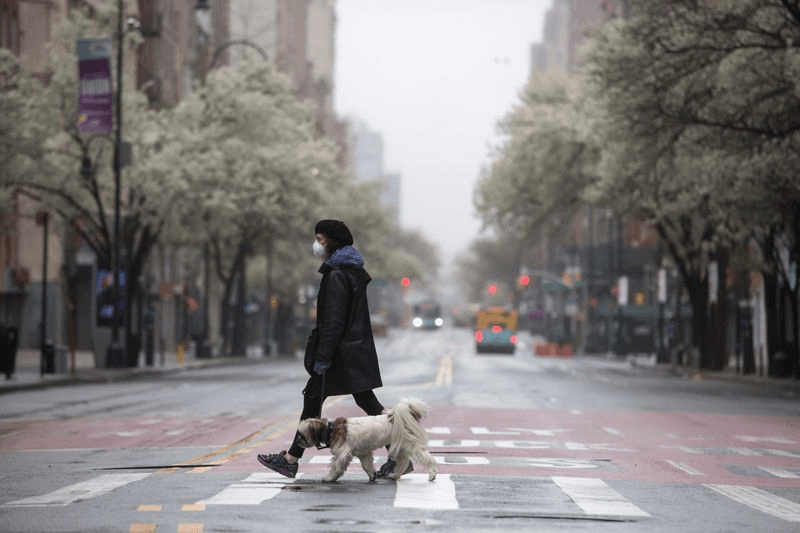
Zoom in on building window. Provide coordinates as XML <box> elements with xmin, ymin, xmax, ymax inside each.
<box><xmin>0</xmin><ymin>0</ymin><xmax>19</xmax><ymax>54</ymax></box>
<box><xmin>10</xmin><ymin>10</ymin><xmax>17</xmax><ymax>54</ymax></box>
<box><xmin>0</xmin><ymin>8</ymin><xmax>7</xmax><ymax>49</ymax></box>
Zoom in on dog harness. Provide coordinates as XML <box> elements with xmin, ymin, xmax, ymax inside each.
<box><xmin>316</xmin><ymin>420</ymin><xmax>335</xmax><ymax>450</ymax></box>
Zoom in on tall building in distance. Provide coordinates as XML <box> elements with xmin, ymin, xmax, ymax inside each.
<box><xmin>347</xmin><ymin>118</ymin><xmax>401</xmax><ymax>224</ymax></box>
<box><xmin>530</xmin><ymin>0</ymin><xmax>623</xmax><ymax>75</ymax></box>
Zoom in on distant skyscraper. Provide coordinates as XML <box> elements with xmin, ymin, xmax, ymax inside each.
<box><xmin>530</xmin><ymin>0</ymin><xmax>619</xmax><ymax>76</ymax></box>
<box><xmin>347</xmin><ymin>118</ymin><xmax>401</xmax><ymax>224</ymax></box>
<box><xmin>350</xmin><ymin>119</ymin><xmax>384</xmax><ymax>180</ymax></box>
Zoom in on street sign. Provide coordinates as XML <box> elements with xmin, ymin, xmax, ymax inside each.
<box><xmin>76</xmin><ymin>38</ymin><xmax>113</xmax><ymax>132</ymax></box>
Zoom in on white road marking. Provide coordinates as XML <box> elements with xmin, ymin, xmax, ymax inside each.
<box><xmin>603</xmin><ymin>427</ymin><xmax>621</xmax><ymax>436</ymax></box>
<box><xmin>471</xmin><ymin>427</ymin><xmax>519</xmax><ymax>435</ymax></box>
<box><xmin>661</xmin><ymin>445</ymin><xmax>703</xmax><ymax>454</ymax></box>
<box><xmin>759</xmin><ymin>467</ymin><xmax>800</xmax><ymax>479</ymax></box>
<box><xmin>736</xmin><ymin>436</ymin><xmax>795</xmax><ymax>444</ymax></box>
<box><xmin>435</xmin><ymin>456</ymin><xmax>490</xmax><ymax>465</ymax></box>
<box><xmin>197</xmin><ymin>473</ymin><xmax>301</xmax><ymax>505</ymax></box>
<box><xmin>3</xmin><ymin>473</ymin><xmax>151</xmax><ymax>507</ymax></box>
<box><xmin>665</xmin><ymin>460</ymin><xmax>705</xmax><ymax>476</ymax></box>
<box><xmin>395</xmin><ymin>473</ymin><xmax>458</xmax><ymax>509</ymax></box>
<box><xmin>428</xmin><ymin>439</ymin><xmax>480</xmax><ymax>448</ymax></box>
<box><xmin>552</xmin><ymin>476</ymin><xmax>650</xmax><ymax>517</ymax></box>
<box><xmin>731</xmin><ymin>447</ymin><xmax>761</xmax><ymax>456</ymax></box>
<box><xmin>528</xmin><ymin>459</ymin><xmax>599</xmax><ymax>469</ymax></box>
<box><xmin>509</xmin><ymin>428</ymin><xmax>571</xmax><ymax>436</ymax></box>
<box><xmin>565</xmin><ymin>442</ymin><xmax>589</xmax><ymax>450</ymax></box>
<box><xmin>494</xmin><ymin>440</ymin><xmax>550</xmax><ymax>449</ymax></box>
<box><xmin>308</xmin><ymin>455</ymin><xmax>490</xmax><ymax>466</ymax></box>
<box><xmin>706</xmin><ymin>484</ymin><xmax>800</xmax><ymax>522</ymax></box>
<box><xmin>427</xmin><ymin>427</ymin><xmax>451</xmax><ymax>434</ymax></box>
<box><xmin>766</xmin><ymin>449</ymin><xmax>800</xmax><ymax>458</ymax></box>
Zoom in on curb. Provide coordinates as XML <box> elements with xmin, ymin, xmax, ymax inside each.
<box><xmin>578</xmin><ymin>351</ymin><xmax>800</xmax><ymax>392</ymax></box>
<box><xmin>0</xmin><ymin>354</ymin><xmax>294</xmax><ymax>395</ymax></box>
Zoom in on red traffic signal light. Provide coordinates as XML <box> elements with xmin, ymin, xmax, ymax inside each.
<box><xmin>488</xmin><ymin>283</ymin><xmax>497</xmax><ymax>294</ymax></box>
<box><xmin>519</xmin><ymin>275</ymin><xmax>530</xmax><ymax>286</ymax></box>
<box><xmin>401</xmin><ymin>277</ymin><xmax>410</xmax><ymax>287</ymax></box>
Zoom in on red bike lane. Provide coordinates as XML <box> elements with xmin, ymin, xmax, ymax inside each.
<box><xmin>2</xmin><ymin>404</ymin><xmax>798</xmax><ymax>490</ymax></box>
<box><xmin>219</xmin><ymin>404</ymin><xmax>800</xmax><ymax>490</ymax></box>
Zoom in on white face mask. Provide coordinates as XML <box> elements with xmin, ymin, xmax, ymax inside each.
<box><xmin>312</xmin><ymin>240</ymin><xmax>327</xmax><ymax>259</ymax></box>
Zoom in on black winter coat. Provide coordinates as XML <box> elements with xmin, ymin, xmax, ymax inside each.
<box><xmin>304</xmin><ymin>263</ymin><xmax>382</xmax><ymax>396</ymax></box>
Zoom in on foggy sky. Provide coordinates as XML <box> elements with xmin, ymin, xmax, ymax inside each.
<box><xmin>334</xmin><ymin>0</ymin><xmax>549</xmax><ymax>265</ymax></box>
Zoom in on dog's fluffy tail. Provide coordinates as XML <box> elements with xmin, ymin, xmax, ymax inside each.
<box><xmin>387</xmin><ymin>398</ymin><xmax>429</xmax><ymax>460</ymax></box>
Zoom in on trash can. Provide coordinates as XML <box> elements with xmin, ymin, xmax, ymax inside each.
<box><xmin>1</xmin><ymin>326</ymin><xmax>19</xmax><ymax>379</ymax></box>
<box><xmin>41</xmin><ymin>339</ymin><xmax>55</xmax><ymax>374</ymax></box>
<box><xmin>54</xmin><ymin>345</ymin><xmax>68</xmax><ymax>374</ymax></box>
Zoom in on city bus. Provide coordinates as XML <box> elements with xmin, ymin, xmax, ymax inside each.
<box><xmin>474</xmin><ymin>306</ymin><xmax>518</xmax><ymax>354</ymax></box>
<box><xmin>412</xmin><ymin>301</ymin><xmax>444</xmax><ymax>329</ymax></box>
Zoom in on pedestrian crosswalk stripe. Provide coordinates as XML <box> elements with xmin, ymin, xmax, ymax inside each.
<box><xmin>3</xmin><ymin>473</ymin><xmax>151</xmax><ymax>507</ymax></box>
<box><xmin>665</xmin><ymin>460</ymin><xmax>705</xmax><ymax>476</ymax></box>
<box><xmin>197</xmin><ymin>473</ymin><xmax>301</xmax><ymax>505</ymax></box>
<box><xmin>395</xmin><ymin>474</ymin><xmax>458</xmax><ymax>510</ymax></box>
<box><xmin>705</xmin><ymin>484</ymin><xmax>800</xmax><ymax>522</ymax></box>
<box><xmin>552</xmin><ymin>476</ymin><xmax>650</xmax><ymax>517</ymax></box>
<box><xmin>759</xmin><ymin>467</ymin><xmax>799</xmax><ymax>479</ymax></box>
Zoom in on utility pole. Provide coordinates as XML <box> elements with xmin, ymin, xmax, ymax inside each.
<box><xmin>39</xmin><ymin>211</ymin><xmax>49</xmax><ymax>376</ymax></box>
<box><xmin>106</xmin><ymin>0</ymin><xmax>126</xmax><ymax>367</ymax></box>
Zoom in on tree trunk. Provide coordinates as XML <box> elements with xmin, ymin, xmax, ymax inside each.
<box><xmin>686</xmin><ymin>273</ymin><xmax>709</xmax><ymax>369</ymax></box>
<box><xmin>763</xmin><ymin>270</ymin><xmax>780</xmax><ymax>376</ymax></box>
<box><xmin>231</xmin><ymin>257</ymin><xmax>247</xmax><ymax>356</ymax></box>
<box><xmin>712</xmin><ymin>251</ymin><xmax>729</xmax><ymax>371</ymax></box>
<box><xmin>218</xmin><ymin>243</ymin><xmax>245</xmax><ymax>356</ymax></box>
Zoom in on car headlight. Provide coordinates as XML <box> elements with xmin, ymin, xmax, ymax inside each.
<box><xmin>435</xmin><ymin>318</ymin><xmax>444</xmax><ymax>327</ymax></box>
<box><xmin>412</xmin><ymin>317</ymin><xmax>423</xmax><ymax>328</ymax></box>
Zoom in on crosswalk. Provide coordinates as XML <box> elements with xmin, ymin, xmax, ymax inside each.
<box><xmin>4</xmin><ymin>470</ymin><xmax>800</xmax><ymax>522</ymax></box>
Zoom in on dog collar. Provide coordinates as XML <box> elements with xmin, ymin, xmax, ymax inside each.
<box><xmin>316</xmin><ymin>420</ymin><xmax>335</xmax><ymax>450</ymax></box>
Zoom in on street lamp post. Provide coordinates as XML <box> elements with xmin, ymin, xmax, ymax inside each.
<box><xmin>105</xmin><ymin>0</ymin><xmax>126</xmax><ymax>367</ymax></box>
<box><xmin>194</xmin><ymin>0</ymin><xmax>269</xmax><ymax>358</ymax></box>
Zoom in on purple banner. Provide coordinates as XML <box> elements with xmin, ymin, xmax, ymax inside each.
<box><xmin>77</xmin><ymin>38</ymin><xmax>113</xmax><ymax>133</ymax></box>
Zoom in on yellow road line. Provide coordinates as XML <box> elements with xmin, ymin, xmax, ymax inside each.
<box><xmin>435</xmin><ymin>355</ymin><xmax>453</xmax><ymax>386</ymax></box>
<box><xmin>137</xmin><ymin>505</ymin><xmax>161</xmax><ymax>512</ymax></box>
<box><xmin>181</xmin><ymin>504</ymin><xmax>205</xmax><ymax>512</ymax></box>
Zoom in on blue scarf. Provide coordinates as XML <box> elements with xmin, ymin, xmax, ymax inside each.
<box><xmin>325</xmin><ymin>245</ymin><xmax>364</xmax><ymax>268</ymax></box>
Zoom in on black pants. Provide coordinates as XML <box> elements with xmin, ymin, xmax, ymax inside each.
<box><xmin>287</xmin><ymin>378</ymin><xmax>385</xmax><ymax>458</ymax></box>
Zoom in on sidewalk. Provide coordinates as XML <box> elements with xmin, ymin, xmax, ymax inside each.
<box><xmin>620</xmin><ymin>352</ymin><xmax>800</xmax><ymax>393</ymax></box>
<box><xmin>0</xmin><ymin>345</ymin><xmax>283</xmax><ymax>395</ymax></box>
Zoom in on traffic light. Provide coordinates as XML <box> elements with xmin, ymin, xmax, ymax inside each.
<box><xmin>488</xmin><ymin>283</ymin><xmax>497</xmax><ymax>295</ymax></box>
<box><xmin>518</xmin><ymin>275</ymin><xmax>530</xmax><ymax>287</ymax></box>
<box><xmin>635</xmin><ymin>291</ymin><xmax>646</xmax><ymax>305</ymax></box>
<box><xmin>401</xmin><ymin>277</ymin><xmax>410</xmax><ymax>287</ymax></box>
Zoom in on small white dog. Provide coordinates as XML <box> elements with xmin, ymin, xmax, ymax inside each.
<box><xmin>296</xmin><ymin>397</ymin><xmax>438</xmax><ymax>483</ymax></box>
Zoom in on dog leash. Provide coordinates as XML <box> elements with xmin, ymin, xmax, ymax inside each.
<box><xmin>320</xmin><ymin>370</ymin><xmax>326</xmax><ymax>415</ymax></box>
<box><xmin>315</xmin><ymin>371</ymin><xmax>331</xmax><ymax>450</ymax></box>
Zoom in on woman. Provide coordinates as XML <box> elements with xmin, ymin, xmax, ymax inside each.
<box><xmin>257</xmin><ymin>219</ymin><xmax>406</xmax><ymax>479</ymax></box>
